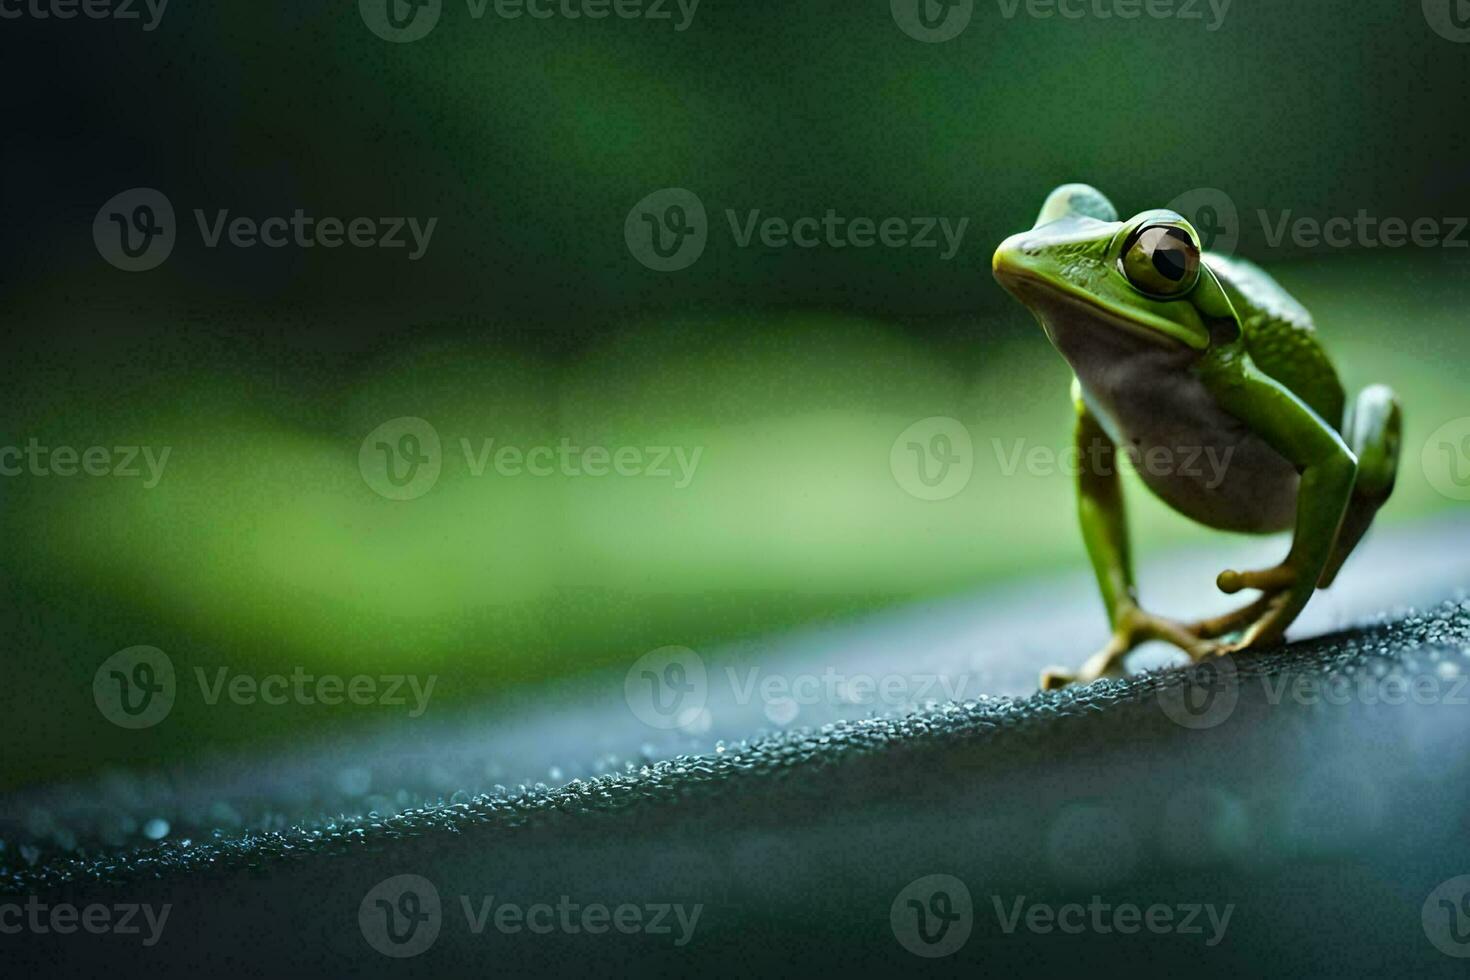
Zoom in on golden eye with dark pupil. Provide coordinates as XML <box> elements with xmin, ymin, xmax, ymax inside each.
<box><xmin>1120</xmin><ymin>225</ymin><xmax>1200</xmax><ymax>297</ymax></box>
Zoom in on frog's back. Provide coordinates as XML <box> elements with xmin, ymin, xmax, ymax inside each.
<box><xmin>1205</xmin><ymin>253</ymin><xmax>1345</xmax><ymax>427</ymax></box>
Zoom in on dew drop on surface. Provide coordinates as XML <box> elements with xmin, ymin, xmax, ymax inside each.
<box><xmin>143</xmin><ymin>818</ymin><xmax>170</xmax><ymax>841</ymax></box>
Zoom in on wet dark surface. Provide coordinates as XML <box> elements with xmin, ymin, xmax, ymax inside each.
<box><xmin>6</xmin><ymin>596</ymin><xmax>1470</xmax><ymax>975</ymax></box>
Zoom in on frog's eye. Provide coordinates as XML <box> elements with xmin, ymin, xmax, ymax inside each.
<box><xmin>1119</xmin><ymin>224</ymin><xmax>1201</xmax><ymax>298</ymax></box>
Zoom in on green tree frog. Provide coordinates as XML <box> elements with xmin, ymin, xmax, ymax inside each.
<box><xmin>993</xmin><ymin>184</ymin><xmax>1402</xmax><ymax>689</ymax></box>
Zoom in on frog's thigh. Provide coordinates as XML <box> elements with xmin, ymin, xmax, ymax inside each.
<box><xmin>1319</xmin><ymin>384</ymin><xmax>1403</xmax><ymax>587</ymax></box>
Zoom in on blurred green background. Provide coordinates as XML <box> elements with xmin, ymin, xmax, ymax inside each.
<box><xmin>3</xmin><ymin>1</ymin><xmax>1469</xmax><ymax>789</ymax></box>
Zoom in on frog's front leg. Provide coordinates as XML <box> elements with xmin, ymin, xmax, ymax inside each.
<box><xmin>1210</xmin><ymin>365</ymin><xmax>1359</xmax><ymax>650</ymax></box>
<box><xmin>1039</xmin><ymin>384</ymin><xmax>1220</xmax><ymax>690</ymax></box>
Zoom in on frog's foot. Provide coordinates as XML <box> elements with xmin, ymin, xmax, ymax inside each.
<box><xmin>1040</xmin><ymin>607</ymin><xmax>1223</xmax><ymax>690</ymax></box>
<box><xmin>1212</xmin><ymin>563</ymin><xmax>1307</xmax><ymax>649</ymax></box>
<box><xmin>1185</xmin><ymin>592</ymin><xmax>1281</xmax><ymax>640</ymax></box>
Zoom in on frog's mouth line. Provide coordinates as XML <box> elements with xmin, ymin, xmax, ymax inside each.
<box><xmin>995</xmin><ymin>265</ymin><xmax>1209</xmax><ymax>351</ymax></box>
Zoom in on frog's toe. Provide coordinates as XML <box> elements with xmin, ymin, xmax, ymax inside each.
<box><xmin>1217</xmin><ymin>564</ymin><xmax>1298</xmax><ymax>595</ymax></box>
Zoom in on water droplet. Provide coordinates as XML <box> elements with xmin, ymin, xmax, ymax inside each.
<box><xmin>143</xmin><ymin>818</ymin><xmax>170</xmax><ymax>841</ymax></box>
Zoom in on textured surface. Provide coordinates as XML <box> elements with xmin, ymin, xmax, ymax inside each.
<box><xmin>7</xmin><ymin>598</ymin><xmax>1470</xmax><ymax>975</ymax></box>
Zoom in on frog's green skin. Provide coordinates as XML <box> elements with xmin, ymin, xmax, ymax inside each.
<box><xmin>993</xmin><ymin>184</ymin><xmax>1402</xmax><ymax>689</ymax></box>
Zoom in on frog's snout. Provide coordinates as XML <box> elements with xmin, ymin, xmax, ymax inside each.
<box><xmin>991</xmin><ymin>233</ymin><xmax>1040</xmax><ymax>291</ymax></box>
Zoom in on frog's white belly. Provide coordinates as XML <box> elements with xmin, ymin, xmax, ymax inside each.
<box><xmin>1073</xmin><ymin>349</ymin><xmax>1300</xmax><ymax>534</ymax></box>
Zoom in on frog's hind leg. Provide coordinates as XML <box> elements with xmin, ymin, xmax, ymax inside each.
<box><xmin>1318</xmin><ymin>384</ymin><xmax>1402</xmax><ymax>588</ymax></box>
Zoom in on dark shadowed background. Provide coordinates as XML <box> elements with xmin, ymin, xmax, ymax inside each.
<box><xmin>2</xmin><ymin>0</ymin><xmax>1469</xmax><ymax>792</ymax></box>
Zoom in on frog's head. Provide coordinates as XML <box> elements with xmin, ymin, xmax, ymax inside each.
<box><xmin>993</xmin><ymin>184</ymin><xmax>1240</xmax><ymax>363</ymax></box>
